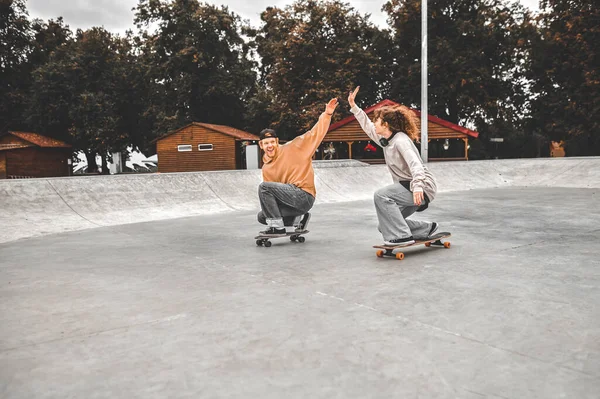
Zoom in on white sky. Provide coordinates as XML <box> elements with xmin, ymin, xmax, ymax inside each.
<box><xmin>26</xmin><ymin>0</ymin><xmax>541</xmax><ymax>35</ymax></box>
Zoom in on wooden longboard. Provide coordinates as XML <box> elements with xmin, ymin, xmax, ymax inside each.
<box><xmin>373</xmin><ymin>232</ymin><xmax>451</xmax><ymax>260</ymax></box>
<box><xmin>255</xmin><ymin>230</ymin><xmax>309</xmax><ymax>247</ymax></box>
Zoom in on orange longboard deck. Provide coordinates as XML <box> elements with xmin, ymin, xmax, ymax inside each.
<box><xmin>373</xmin><ymin>232</ymin><xmax>451</xmax><ymax>260</ymax></box>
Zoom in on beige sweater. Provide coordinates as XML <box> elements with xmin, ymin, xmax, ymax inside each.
<box><xmin>261</xmin><ymin>112</ymin><xmax>333</xmax><ymax>197</ymax></box>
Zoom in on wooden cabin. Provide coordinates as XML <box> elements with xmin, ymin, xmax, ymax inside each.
<box><xmin>153</xmin><ymin>122</ymin><xmax>260</xmax><ymax>173</ymax></box>
<box><xmin>321</xmin><ymin>100</ymin><xmax>479</xmax><ymax>162</ymax></box>
<box><xmin>0</xmin><ymin>131</ymin><xmax>72</xmax><ymax>179</ymax></box>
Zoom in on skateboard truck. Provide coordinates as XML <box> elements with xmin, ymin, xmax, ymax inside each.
<box><xmin>255</xmin><ymin>231</ymin><xmax>309</xmax><ymax>247</ymax></box>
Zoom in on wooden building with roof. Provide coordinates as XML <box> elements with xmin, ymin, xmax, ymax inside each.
<box><xmin>0</xmin><ymin>131</ymin><xmax>72</xmax><ymax>179</ymax></box>
<box><xmin>153</xmin><ymin>122</ymin><xmax>260</xmax><ymax>173</ymax></box>
<box><xmin>321</xmin><ymin>100</ymin><xmax>479</xmax><ymax>162</ymax></box>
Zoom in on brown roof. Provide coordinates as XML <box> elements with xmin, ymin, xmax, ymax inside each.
<box><xmin>328</xmin><ymin>99</ymin><xmax>479</xmax><ymax>138</ymax></box>
<box><xmin>0</xmin><ymin>143</ymin><xmax>33</xmax><ymax>151</ymax></box>
<box><xmin>5</xmin><ymin>131</ymin><xmax>72</xmax><ymax>148</ymax></box>
<box><xmin>152</xmin><ymin>122</ymin><xmax>259</xmax><ymax>143</ymax></box>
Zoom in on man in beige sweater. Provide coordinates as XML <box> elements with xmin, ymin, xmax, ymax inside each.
<box><xmin>257</xmin><ymin>98</ymin><xmax>339</xmax><ymax>235</ymax></box>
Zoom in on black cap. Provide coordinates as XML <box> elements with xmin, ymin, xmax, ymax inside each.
<box><xmin>259</xmin><ymin>129</ymin><xmax>277</xmax><ymax>141</ymax></box>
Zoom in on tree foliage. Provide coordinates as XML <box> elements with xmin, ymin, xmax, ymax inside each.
<box><xmin>25</xmin><ymin>17</ymin><xmax>73</xmax><ymax>140</ymax></box>
<box><xmin>0</xmin><ymin>0</ymin><xmax>32</xmax><ymax>130</ymax></box>
<box><xmin>248</xmin><ymin>0</ymin><xmax>389</xmax><ymax>139</ymax></box>
<box><xmin>527</xmin><ymin>0</ymin><xmax>599</xmax><ymax>155</ymax></box>
<box><xmin>383</xmin><ymin>0</ymin><xmax>534</xmax><ymax>149</ymax></box>
<box><xmin>28</xmin><ymin>27</ymin><xmax>144</xmax><ymax>172</ymax></box>
<box><xmin>1</xmin><ymin>0</ymin><xmax>599</xmax><ymax>162</ymax></box>
<box><xmin>133</xmin><ymin>0</ymin><xmax>257</xmax><ymax>137</ymax></box>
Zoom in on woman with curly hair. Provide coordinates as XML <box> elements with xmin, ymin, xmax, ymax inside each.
<box><xmin>348</xmin><ymin>86</ymin><xmax>439</xmax><ymax>246</ymax></box>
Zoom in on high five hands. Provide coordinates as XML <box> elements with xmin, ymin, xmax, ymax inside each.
<box><xmin>348</xmin><ymin>86</ymin><xmax>360</xmax><ymax>108</ymax></box>
<box><xmin>326</xmin><ymin>98</ymin><xmax>339</xmax><ymax>115</ymax></box>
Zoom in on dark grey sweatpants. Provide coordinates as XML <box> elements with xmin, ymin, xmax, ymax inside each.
<box><xmin>257</xmin><ymin>182</ymin><xmax>315</xmax><ymax>228</ymax></box>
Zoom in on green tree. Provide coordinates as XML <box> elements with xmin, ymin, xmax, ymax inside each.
<box><xmin>29</xmin><ymin>17</ymin><xmax>72</xmax><ymax>67</ymax></box>
<box><xmin>117</xmin><ymin>32</ymin><xmax>154</xmax><ymax>153</ymax></box>
<box><xmin>248</xmin><ymin>0</ymin><xmax>390</xmax><ymax>139</ymax></box>
<box><xmin>0</xmin><ymin>0</ymin><xmax>32</xmax><ymax>131</ymax></box>
<box><xmin>27</xmin><ymin>42</ymin><xmax>74</xmax><ymax>142</ymax></box>
<box><xmin>29</xmin><ymin>27</ymin><xmax>143</xmax><ymax>173</ymax></box>
<box><xmin>383</xmin><ymin>0</ymin><xmax>534</xmax><ymax>156</ymax></box>
<box><xmin>527</xmin><ymin>0</ymin><xmax>599</xmax><ymax>156</ymax></box>
<box><xmin>133</xmin><ymin>0</ymin><xmax>257</xmax><ymax>138</ymax></box>
<box><xmin>68</xmin><ymin>28</ymin><xmax>121</xmax><ymax>173</ymax></box>
<box><xmin>25</xmin><ymin>17</ymin><xmax>73</xmax><ymax>139</ymax></box>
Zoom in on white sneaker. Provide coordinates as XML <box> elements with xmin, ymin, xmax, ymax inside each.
<box><xmin>428</xmin><ymin>222</ymin><xmax>439</xmax><ymax>238</ymax></box>
<box><xmin>295</xmin><ymin>213</ymin><xmax>311</xmax><ymax>232</ymax></box>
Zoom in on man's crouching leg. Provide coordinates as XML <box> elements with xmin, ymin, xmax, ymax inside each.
<box><xmin>258</xmin><ymin>182</ymin><xmax>286</xmax><ymax>234</ymax></box>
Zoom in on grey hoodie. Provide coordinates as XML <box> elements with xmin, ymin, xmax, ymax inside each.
<box><xmin>351</xmin><ymin>105</ymin><xmax>437</xmax><ymax>201</ymax></box>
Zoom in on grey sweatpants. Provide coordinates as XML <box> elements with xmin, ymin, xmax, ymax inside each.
<box><xmin>374</xmin><ymin>183</ymin><xmax>434</xmax><ymax>241</ymax></box>
<box><xmin>257</xmin><ymin>182</ymin><xmax>315</xmax><ymax>228</ymax></box>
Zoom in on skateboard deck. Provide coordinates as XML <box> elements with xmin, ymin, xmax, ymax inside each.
<box><xmin>373</xmin><ymin>232</ymin><xmax>451</xmax><ymax>260</ymax></box>
<box><xmin>255</xmin><ymin>230</ymin><xmax>309</xmax><ymax>247</ymax></box>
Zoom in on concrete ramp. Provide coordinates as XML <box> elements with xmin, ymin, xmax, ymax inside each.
<box><xmin>0</xmin><ymin>157</ymin><xmax>598</xmax><ymax>243</ymax></box>
<box><xmin>0</xmin><ymin>174</ymin><xmax>230</xmax><ymax>243</ymax></box>
<box><xmin>201</xmin><ymin>169</ymin><xmax>263</xmax><ymax>211</ymax></box>
<box><xmin>0</xmin><ymin>180</ymin><xmax>99</xmax><ymax>243</ymax></box>
<box><xmin>317</xmin><ymin>157</ymin><xmax>600</xmax><ymax>202</ymax></box>
<box><xmin>431</xmin><ymin>157</ymin><xmax>600</xmax><ymax>191</ymax></box>
<box><xmin>47</xmin><ymin>173</ymin><xmax>232</xmax><ymax>226</ymax></box>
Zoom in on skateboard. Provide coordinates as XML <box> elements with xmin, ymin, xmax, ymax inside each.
<box><xmin>255</xmin><ymin>230</ymin><xmax>309</xmax><ymax>247</ymax></box>
<box><xmin>373</xmin><ymin>232</ymin><xmax>451</xmax><ymax>260</ymax></box>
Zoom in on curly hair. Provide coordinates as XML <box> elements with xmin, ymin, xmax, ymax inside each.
<box><xmin>373</xmin><ymin>105</ymin><xmax>420</xmax><ymax>142</ymax></box>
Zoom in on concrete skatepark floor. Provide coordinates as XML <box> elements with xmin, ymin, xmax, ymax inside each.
<box><xmin>1</xmin><ymin>186</ymin><xmax>599</xmax><ymax>398</ymax></box>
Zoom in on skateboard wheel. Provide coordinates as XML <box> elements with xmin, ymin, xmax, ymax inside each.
<box><xmin>290</xmin><ymin>235</ymin><xmax>297</xmax><ymax>241</ymax></box>
<box><xmin>396</xmin><ymin>252</ymin><xmax>404</xmax><ymax>260</ymax></box>
<box><xmin>376</xmin><ymin>250</ymin><xmax>384</xmax><ymax>258</ymax></box>
<box><xmin>297</xmin><ymin>236</ymin><xmax>305</xmax><ymax>243</ymax></box>
<box><xmin>425</xmin><ymin>242</ymin><xmax>431</xmax><ymax>247</ymax></box>
<box><xmin>256</xmin><ymin>239</ymin><xmax>263</xmax><ymax>246</ymax></box>
<box><xmin>444</xmin><ymin>242</ymin><xmax>451</xmax><ymax>248</ymax></box>
<box><xmin>264</xmin><ymin>241</ymin><xmax>272</xmax><ymax>247</ymax></box>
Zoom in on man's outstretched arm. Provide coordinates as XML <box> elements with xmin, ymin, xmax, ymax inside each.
<box><xmin>292</xmin><ymin>98</ymin><xmax>339</xmax><ymax>157</ymax></box>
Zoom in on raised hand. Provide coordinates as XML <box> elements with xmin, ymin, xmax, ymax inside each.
<box><xmin>348</xmin><ymin>86</ymin><xmax>360</xmax><ymax>108</ymax></box>
<box><xmin>325</xmin><ymin>98</ymin><xmax>339</xmax><ymax>115</ymax></box>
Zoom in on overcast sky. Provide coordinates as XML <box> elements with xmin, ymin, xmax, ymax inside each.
<box><xmin>26</xmin><ymin>0</ymin><xmax>541</xmax><ymax>35</ymax></box>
